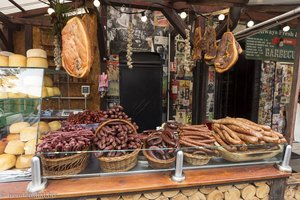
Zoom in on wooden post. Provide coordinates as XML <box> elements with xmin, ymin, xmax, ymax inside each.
<box><xmin>24</xmin><ymin>24</ymin><xmax>32</xmax><ymax>51</ymax></box>
<box><xmin>269</xmin><ymin>178</ymin><xmax>286</xmax><ymax>200</ymax></box>
<box><xmin>286</xmin><ymin>22</ymin><xmax>300</xmax><ymax>144</ymax></box>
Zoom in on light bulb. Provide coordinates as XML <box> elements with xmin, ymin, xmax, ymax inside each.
<box><xmin>247</xmin><ymin>20</ymin><xmax>254</xmax><ymax>27</ymax></box>
<box><xmin>93</xmin><ymin>0</ymin><xmax>100</xmax><ymax>7</ymax></box>
<box><xmin>141</xmin><ymin>13</ymin><xmax>147</xmax><ymax>22</ymax></box>
<box><xmin>218</xmin><ymin>14</ymin><xmax>225</xmax><ymax>21</ymax></box>
<box><xmin>283</xmin><ymin>25</ymin><xmax>290</xmax><ymax>32</ymax></box>
<box><xmin>47</xmin><ymin>7</ymin><xmax>55</xmax><ymax>15</ymax></box>
<box><xmin>180</xmin><ymin>12</ymin><xmax>187</xmax><ymax>19</ymax></box>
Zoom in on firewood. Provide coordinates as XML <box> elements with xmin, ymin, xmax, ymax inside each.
<box><xmin>241</xmin><ymin>185</ymin><xmax>256</xmax><ymax>200</ymax></box>
<box><xmin>144</xmin><ymin>192</ymin><xmax>161</xmax><ymax>199</ymax></box>
<box><xmin>254</xmin><ymin>181</ymin><xmax>268</xmax><ymax>187</ymax></box>
<box><xmin>217</xmin><ymin>185</ymin><xmax>232</xmax><ymax>192</ymax></box>
<box><xmin>207</xmin><ymin>190</ymin><xmax>224</xmax><ymax>200</ymax></box>
<box><xmin>234</xmin><ymin>183</ymin><xmax>249</xmax><ymax>189</ymax></box>
<box><xmin>188</xmin><ymin>192</ymin><xmax>206</xmax><ymax>200</ymax></box>
<box><xmin>101</xmin><ymin>196</ymin><xmax>120</xmax><ymax>200</ymax></box>
<box><xmin>181</xmin><ymin>189</ymin><xmax>198</xmax><ymax>196</ymax></box>
<box><xmin>199</xmin><ymin>187</ymin><xmax>216</xmax><ymax>194</ymax></box>
<box><xmin>162</xmin><ymin>190</ymin><xmax>179</xmax><ymax>198</ymax></box>
<box><xmin>171</xmin><ymin>193</ymin><xmax>188</xmax><ymax>200</ymax></box>
<box><xmin>224</xmin><ymin>187</ymin><xmax>240</xmax><ymax>200</ymax></box>
<box><xmin>122</xmin><ymin>194</ymin><xmax>141</xmax><ymax>200</ymax></box>
<box><xmin>256</xmin><ymin>184</ymin><xmax>270</xmax><ymax>198</ymax></box>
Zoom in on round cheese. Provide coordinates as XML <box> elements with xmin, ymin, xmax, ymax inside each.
<box><xmin>27</xmin><ymin>58</ymin><xmax>48</xmax><ymax>68</ymax></box>
<box><xmin>9</xmin><ymin>54</ymin><xmax>26</xmax><ymax>67</ymax></box>
<box><xmin>42</xmin><ymin>87</ymin><xmax>48</xmax><ymax>98</ymax></box>
<box><xmin>26</xmin><ymin>49</ymin><xmax>47</xmax><ymax>59</ymax></box>
<box><xmin>24</xmin><ymin>139</ymin><xmax>40</xmax><ymax>155</ymax></box>
<box><xmin>0</xmin><ymin>139</ymin><xmax>8</xmax><ymax>154</ymax></box>
<box><xmin>48</xmin><ymin>121</ymin><xmax>62</xmax><ymax>131</ymax></box>
<box><xmin>16</xmin><ymin>155</ymin><xmax>33</xmax><ymax>169</ymax></box>
<box><xmin>0</xmin><ymin>51</ymin><xmax>14</xmax><ymax>57</ymax></box>
<box><xmin>46</xmin><ymin>87</ymin><xmax>54</xmax><ymax>96</ymax></box>
<box><xmin>0</xmin><ymin>154</ymin><xmax>16</xmax><ymax>172</ymax></box>
<box><xmin>7</xmin><ymin>134</ymin><xmax>20</xmax><ymax>141</ymax></box>
<box><xmin>20</xmin><ymin>127</ymin><xmax>38</xmax><ymax>142</ymax></box>
<box><xmin>43</xmin><ymin>76</ymin><xmax>53</xmax><ymax>87</ymax></box>
<box><xmin>53</xmin><ymin>87</ymin><xmax>61</xmax><ymax>96</ymax></box>
<box><xmin>4</xmin><ymin>140</ymin><xmax>24</xmax><ymax>155</ymax></box>
<box><xmin>32</xmin><ymin>121</ymin><xmax>50</xmax><ymax>135</ymax></box>
<box><xmin>10</xmin><ymin>122</ymin><xmax>30</xmax><ymax>134</ymax></box>
<box><xmin>0</xmin><ymin>55</ymin><xmax>8</xmax><ymax>67</ymax></box>
<box><xmin>0</xmin><ymin>92</ymin><xmax>8</xmax><ymax>99</ymax></box>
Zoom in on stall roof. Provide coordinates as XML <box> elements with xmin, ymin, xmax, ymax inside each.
<box><xmin>0</xmin><ymin>0</ymin><xmax>48</xmax><ymax>15</ymax></box>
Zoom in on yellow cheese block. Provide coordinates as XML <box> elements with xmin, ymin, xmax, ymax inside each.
<box><xmin>16</xmin><ymin>155</ymin><xmax>33</xmax><ymax>169</ymax></box>
<box><xmin>26</xmin><ymin>49</ymin><xmax>47</xmax><ymax>59</ymax></box>
<box><xmin>43</xmin><ymin>76</ymin><xmax>53</xmax><ymax>87</ymax></box>
<box><xmin>24</xmin><ymin>139</ymin><xmax>40</xmax><ymax>155</ymax></box>
<box><xmin>9</xmin><ymin>54</ymin><xmax>26</xmax><ymax>67</ymax></box>
<box><xmin>0</xmin><ymin>55</ymin><xmax>8</xmax><ymax>67</ymax></box>
<box><xmin>20</xmin><ymin>127</ymin><xmax>37</xmax><ymax>142</ymax></box>
<box><xmin>27</xmin><ymin>58</ymin><xmax>48</xmax><ymax>68</ymax></box>
<box><xmin>53</xmin><ymin>87</ymin><xmax>61</xmax><ymax>96</ymax></box>
<box><xmin>10</xmin><ymin>122</ymin><xmax>30</xmax><ymax>134</ymax></box>
<box><xmin>0</xmin><ymin>154</ymin><xmax>16</xmax><ymax>172</ymax></box>
<box><xmin>48</xmin><ymin>121</ymin><xmax>62</xmax><ymax>131</ymax></box>
<box><xmin>0</xmin><ymin>92</ymin><xmax>8</xmax><ymax>99</ymax></box>
<box><xmin>4</xmin><ymin>140</ymin><xmax>25</xmax><ymax>155</ymax></box>
<box><xmin>46</xmin><ymin>87</ymin><xmax>54</xmax><ymax>97</ymax></box>
<box><xmin>42</xmin><ymin>87</ymin><xmax>48</xmax><ymax>98</ymax></box>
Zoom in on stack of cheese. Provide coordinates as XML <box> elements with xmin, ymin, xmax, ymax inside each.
<box><xmin>43</xmin><ymin>75</ymin><xmax>61</xmax><ymax>97</ymax></box>
<box><xmin>26</xmin><ymin>49</ymin><xmax>48</xmax><ymax>68</ymax></box>
<box><xmin>0</xmin><ymin>51</ymin><xmax>13</xmax><ymax>67</ymax></box>
<box><xmin>0</xmin><ymin>120</ymin><xmax>62</xmax><ymax>171</ymax></box>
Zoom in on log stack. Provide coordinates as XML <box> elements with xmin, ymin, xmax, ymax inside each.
<box><xmin>97</xmin><ymin>181</ymin><xmax>271</xmax><ymax>200</ymax></box>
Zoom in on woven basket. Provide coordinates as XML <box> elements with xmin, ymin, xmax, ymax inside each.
<box><xmin>95</xmin><ymin>119</ymin><xmax>140</xmax><ymax>172</ymax></box>
<box><xmin>143</xmin><ymin>148</ymin><xmax>176</xmax><ymax>169</ymax></box>
<box><xmin>40</xmin><ymin>150</ymin><xmax>89</xmax><ymax>176</ymax></box>
<box><xmin>183</xmin><ymin>152</ymin><xmax>211</xmax><ymax>166</ymax></box>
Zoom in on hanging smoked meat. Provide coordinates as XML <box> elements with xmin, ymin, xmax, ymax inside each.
<box><xmin>192</xmin><ymin>27</ymin><xmax>202</xmax><ymax>61</ymax></box>
<box><xmin>203</xmin><ymin>26</ymin><xmax>217</xmax><ymax>62</ymax></box>
<box><xmin>61</xmin><ymin>17</ymin><xmax>92</xmax><ymax>78</ymax></box>
<box><xmin>82</xmin><ymin>14</ymin><xmax>97</xmax><ymax>65</ymax></box>
<box><xmin>214</xmin><ymin>32</ymin><xmax>239</xmax><ymax>73</ymax></box>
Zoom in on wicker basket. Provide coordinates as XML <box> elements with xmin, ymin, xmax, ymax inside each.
<box><xmin>143</xmin><ymin>148</ymin><xmax>176</xmax><ymax>169</ymax></box>
<box><xmin>40</xmin><ymin>151</ymin><xmax>89</xmax><ymax>176</ymax></box>
<box><xmin>183</xmin><ymin>152</ymin><xmax>211</xmax><ymax>166</ymax></box>
<box><xmin>95</xmin><ymin>119</ymin><xmax>140</xmax><ymax>172</ymax></box>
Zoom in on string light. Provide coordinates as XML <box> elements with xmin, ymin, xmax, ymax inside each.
<box><xmin>141</xmin><ymin>12</ymin><xmax>147</xmax><ymax>22</ymax></box>
<box><xmin>218</xmin><ymin>14</ymin><xmax>225</xmax><ymax>21</ymax></box>
<box><xmin>93</xmin><ymin>0</ymin><xmax>100</xmax><ymax>7</ymax></box>
<box><xmin>47</xmin><ymin>7</ymin><xmax>55</xmax><ymax>15</ymax></box>
<box><xmin>283</xmin><ymin>25</ymin><xmax>290</xmax><ymax>32</ymax></box>
<box><xmin>247</xmin><ymin>20</ymin><xmax>254</xmax><ymax>27</ymax></box>
<box><xmin>180</xmin><ymin>12</ymin><xmax>187</xmax><ymax>19</ymax></box>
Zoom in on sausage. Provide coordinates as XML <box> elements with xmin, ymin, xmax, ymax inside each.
<box><xmin>179</xmin><ymin>140</ymin><xmax>215</xmax><ymax>154</ymax></box>
<box><xmin>180</xmin><ymin>136</ymin><xmax>215</xmax><ymax>146</ymax></box>
<box><xmin>219</xmin><ymin>124</ymin><xmax>242</xmax><ymax>143</ymax></box>
<box><xmin>213</xmin><ymin>133</ymin><xmax>237</xmax><ymax>152</ymax></box>
<box><xmin>222</xmin><ymin>130</ymin><xmax>242</xmax><ymax>145</ymax></box>
<box><xmin>226</xmin><ymin>125</ymin><xmax>263</xmax><ymax>139</ymax></box>
<box><xmin>262</xmin><ymin>136</ymin><xmax>279</xmax><ymax>144</ymax></box>
<box><xmin>212</xmin><ymin>124</ymin><xmax>227</xmax><ymax>142</ymax></box>
<box><xmin>234</xmin><ymin>132</ymin><xmax>258</xmax><ymax>144</ymax></box>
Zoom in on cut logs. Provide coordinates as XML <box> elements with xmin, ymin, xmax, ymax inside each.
<box><xmin>122</xmin><ymin>194</ymin><xmax>142</xmax><ymax>200</ymax></box>
<box><xmin>256</xmin><ymin>184</ymin><xmax>270</xmax><ymax>198</ymax></box>
<box><xmin>217</xmin><ymin>185</ymin><xmax>232</xmax><ymax>192</ymax></box>
<box><xmin>242</xmin><ymin>185</ymin><xmax>256</xmax><ymax>200</ymax></box>
<box><xmin>224</xmin><ymin>187</ymin><xmax>240</xmax><ymax>200</ymax></box>
<box><xmin>144</xmin><ymin>192</ymin><xmax>161</xmax><ymax>199</ymax></box>
<box><xmin>101</xmin><ymin>196</ymin><xmax>120</xmax><ymax>200</ymax></box>
<box><xmin>188</xmin><ymin>192</ymin><xmax>206</xmax><ymax>200</ymax></box>
<box><xmin>200</xmin><ymin>187</ymin><xmax>216</xmax><ymax>194</ymax></box>
<box><xmin>181</xmin><ymin>189</ymin><xmax>198</xmax><ymax>196</ymax></box>
<box><xmin>207</xmin><ymin>190</ymin><xmax>224</xmax><ymax>200</ymax></box>
<box><xmin>235</xmin><ymin>183</ymin><xmax>248</xmax><ymax>189</ymax></box>
<box><xmin>171</xmin><ymin>193</ymin><xmax>189</xmax><ymax>200</ymax></box>
<box><xmin>162</xmin><ymin>190</ymin><xmax>179</xmax><ymax>198</ymax></box>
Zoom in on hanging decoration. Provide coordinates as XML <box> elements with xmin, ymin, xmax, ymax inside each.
<box><xmin>126</xmin><ymin>20</ymin><xmax>134</xmax><ymax>69</ymax></box>
<box><xmin>183</xmin><ymin>28</ymin><xmax>195</xmax><ymax>72</ymax></box>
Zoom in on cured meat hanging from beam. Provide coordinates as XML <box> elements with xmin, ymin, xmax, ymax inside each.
<box><xmin>61</xmin><ymin>17</ymin><xmax>93</xmax><ymax>78</ymax></box>
<box><xmin>192</xmin><ymin>27</ymin><xmax>202</xmax><ymax>61</ymax></box>
<box><xmin>214</xmin><ymin>32</ymin><xmax>241</xmax><ymax>73</ymax></box>
<box><xmin>204</xmin><ymin>25</ymin><xmax>218</xmax><ymax>64</ymax></box>
<box><xmin>82</xmin><ymin>14</ymin><xmax>97</xmax><ymax>66</ymax></box>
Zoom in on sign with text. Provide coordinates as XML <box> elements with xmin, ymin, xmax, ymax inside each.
<box><xmin>246</xmin><ymin>28</ymin><xmax>297</xmax><ymax>62</ymax></box>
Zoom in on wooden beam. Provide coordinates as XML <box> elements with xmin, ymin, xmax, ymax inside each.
<box><xmin>0</xmin><ymin>12</ymin><xmax>19</xmax><ymax>29</ymax></box>
<box><xmin>8</xmin><ymin>7</ymin><xmax>47</xmax><ymax>18</ymax></box>
<box><xmin>286</xmin><ymin>22</ymin><xmax>300</xmax><ymax>144</ymax></box>
<box><xmin>8</xmin><ymin>0</ymin><xmax>25</xmax><ymax>12</ymax></box>
<box><xmin>10</xmin><ymin>17</ymin><xmax>51</xmax><ymax>27</ymax></box>
<box><xmin>25</xmin><ymin>25</ymin><xmax>33</xmax><ymax>51</ymax></box>
<box><xmin>161</xmin><ymin>6</ymin><xmax>191</xmax><ymax>41</ymax></box>
<box><xmin>245</xmin><ymin>5</ymin><xmax>299</xmax><ymax>13</ymax></box>
<box><xmin>0</xmin><ymin>30</ymin><xmax>9</xmax><ymax>50</ymax></box>
<box><xmin>187</xmin><ymin>0</ymin><xmax>249</xmax><ymax>7</ymax></box>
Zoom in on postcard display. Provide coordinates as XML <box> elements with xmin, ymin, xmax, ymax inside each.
<box><xmin>258</xmin><ymin>61</ymin><xmax>293</xmax><ymax>134</ymax></box>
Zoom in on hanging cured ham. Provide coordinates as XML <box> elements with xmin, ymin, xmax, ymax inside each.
<box><xmin>192</xmin><ymin>27</ymin><xmax>202</xmax><ymax>61</ymax></box>
<box><xmin>61</xmin><ymin>17</ymin><xmax>92</xmax><ymax>78</ymax></box>
<box><xmin>82</xmin><ymin>14</ymin><xmax>97</xmax><ymax>65</ymax></box>
<box><xmin>204</xmin><ymin>26</ymin><xmax>217</xmax><ymax>62</ymax></box>
<box><xmin>214</xmin><ymin>32</ymin><xmax>240</xmax><ymax>73</ymax></box>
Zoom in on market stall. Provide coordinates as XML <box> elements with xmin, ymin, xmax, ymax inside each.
<box><xmin>0</xmin><ymin>0</ymin><xmax>300</xmax><ymax>200</ymax></box>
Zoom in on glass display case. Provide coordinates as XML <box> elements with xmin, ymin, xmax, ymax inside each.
<box><xmin>0</xmin><ymin>67</ymin><xmax>44</xmax><ymax>182</ymax></box>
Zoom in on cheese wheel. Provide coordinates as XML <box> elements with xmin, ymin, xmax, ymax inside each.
<box><xmin>0</xmin><ymin>51</ymin><xmax>14</xmax><ymax>57</ymax></box>
<box><xmin>48</xmin><ymin>121</ymin><xmax>62</xmax><ymax>131</ymax></box>
<box><xmin>42</xmin><ymin>87</ymin><xmax>48</xmax><ymax>98</ymax></box>
<box><xmin>43</xmin><ymin>76</ymin><xmax>53</xmax><ymax>87</ymax></box>
<box><xmin>46</xmin><ymin>87</ymin><xmax>54</xmax><ymax>96</ymax></box>
<box><xmin>4</xmin><ymin>140</ymin><xmax>24</xmax><ymax>155</ymax></box>
<box><xmin>20</xmin><ymin>127</ymin><xmax>37</xmax><ymax>142</ymax></box>
<box><xmin>10</xmin><ymin>122</ymin><xmax>30</xmax><ymax>134</ymax></box>
<box><xmin>7</xmin><ymin>134</ymin><xmax>20</xmax><ymax>141</ymax></box>
<box><xmin>0</xmin><ymin>139</ymin><xmax>8</xmax><ymax>154</ymax></box>
<box><xmin>53</xmin><ymin>87</ymin><xmax>61</xmax><ymax>96</ymax></box>
<box><xmin>27</xmin><ymin>58</ymin><xmax>48</xmax><ymax>68</ymax></box>
<box><xmin>0</xmin><ymin>154</ymin><xmax>16</xmax><ymax>172</ymax></box>
<box><xmin>16</xmin><ymin>155</ymin><xmax>33</xmax><ymax>169</ymax></box>
<box><xmin>26</xmin><ymin>49</ymin><xmax>47</xmax><ymax>59</ymax></box>
<box><xmin>24</xmin><ymin>139</ymin><xmax>40</xmax><ymax>155</ymax></box>
<box><xmin>0</xmin><ymin>55</ymin><xmax>8</xmax><ymax>66</ymax></box>
<box><xmin>0</xmin><ymin>92</ymin><xmax>8</xmax><ymax>99</ymax></box>
<box><xmin>32</xmin><ymin>121</ymin><xmax>50</xmax><ymax>135</ymax></box>
<box><xmin>9</xmin><ymin>54</ymin><xmax>26</xmax><ymax>67</ymax></box>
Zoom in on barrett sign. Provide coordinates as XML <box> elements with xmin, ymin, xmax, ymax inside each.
<box><xmin>246</xmin><ymin>28</ymin><xmax>297</xmax><ymax>62</ymax></box>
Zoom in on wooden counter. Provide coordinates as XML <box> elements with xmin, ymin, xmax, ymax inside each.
<box><xmin>0</xmin><ymin>164</ymin><xmax>290</xmax><ymax>200</ymax></box>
